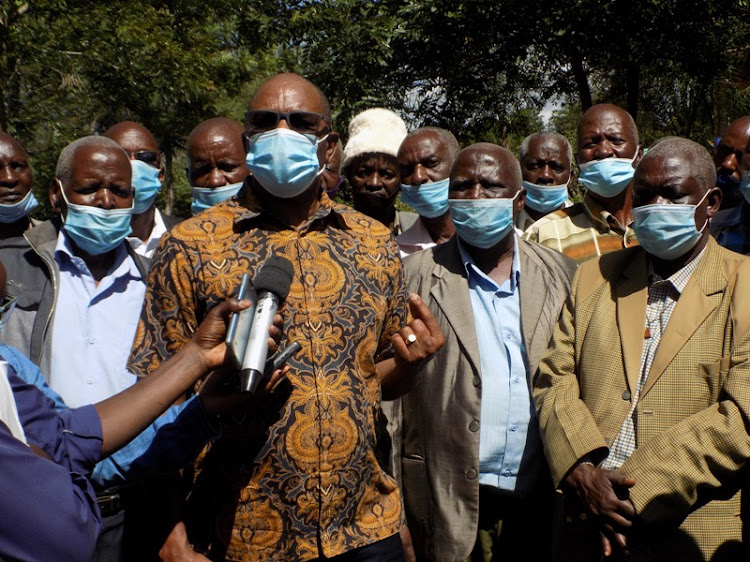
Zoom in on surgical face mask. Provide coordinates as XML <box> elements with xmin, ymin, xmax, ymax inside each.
<box><xmin>632</xmin><ymin>191</ymin><xmax>709</xmax><ymax>261</ymax></box>
<box><xmin>522</xmin><ymin>180</ymin><xmax>569</xmax><ymax>213</ymax></box>
<box><xmin>191</xmin><ymin>182</ymin><xmax>243</xmax><ymax>215</ymax></box>
<box><xmin>739</xmin><ymin>170</ymin><xmax>750</xmax><ymax>204</ymax></box>
<box><xmin>401</xmin><ymin>178</ymin><xmax>450</xmax><ymax>218</ymax></box>
<box><xmin>245</xmin><ymin>128</ymin><xmax>325</xmax><ymax>198</ymax></box>
<box><xmin>578</xmin><ymin>151</ymin><xmax>638</xmax><ymax>198</ymax></box>
<box><xmin>0</xmin><ymin>190</ymin><xmax>38</xmax><ymax>224</ymax></box>
<box><xmin>130</xmin><ymin>159</ymin><xmax>162</xmax><ymax>214</ymax></box>
<box><xmin>59</xmin><ymin>182</ymin><xmax>133</xmax><ymax>256</ymax></box>
<box><xmin>448</xmin><ymin>192</ymin><xmax>519</xmax><ymax>249</ymax></box>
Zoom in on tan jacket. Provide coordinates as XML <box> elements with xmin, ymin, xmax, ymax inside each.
<box><xmin>534</xmin><ymin>237</ymin><xmax>750</xmax><ymax>560</ymax></box>
<box><xmin>398</xmin><ymin>236</ymin><xmax>576</xmax><ymax>561</ymax></box>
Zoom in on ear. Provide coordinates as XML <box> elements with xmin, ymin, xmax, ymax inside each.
<box><xmin>49</xmin><ymin>178</ymin><xmax>64</xmax><ymax>216</ymax></box>
<box><xmin>323</xmin><ymin>131</ymin><xmax>340</xmax><ymax>168</ymax></box>
<box><xmin>706</xmin><ymin>186</ymin><xmax>722</xmax><ymax>219</ymax></box>
<box><xmin>633</xmin><ymin>145</ymin><xmax>645</xmax><ymax>167</ymax></box>
<box><xmin>158</xmin><ymin>165</ymin><xmax>165</xmax><ymax>183</ymax></box>
<box><xmin>515</xmin><ymin>188</ymin><xmax>526</xmax><ymax>218</ymax></box>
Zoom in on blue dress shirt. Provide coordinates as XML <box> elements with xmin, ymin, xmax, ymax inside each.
<box><xmin>48</xmin><ymin>233</ymin><xmax>146</xmax><ymax>407</ymax></box>
<box><xmin>458</xmin><ymin>236</ymin><xmax>542</xmax><ymax>496</ymax></box>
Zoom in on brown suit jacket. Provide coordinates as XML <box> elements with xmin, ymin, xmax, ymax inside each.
<box><xmin>534</xmin><ymin>237</ymin><xmax>750</xmax><ymax>560</ymax></box>
<box><xmin>398</xmin><ymin>236</ymin><xmax>576</xmax><ymax>561</ymax></box>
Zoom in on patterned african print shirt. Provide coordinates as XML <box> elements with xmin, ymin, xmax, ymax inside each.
<box><xmin>523</xmin><ymin>193</ymin><xmax>638</xmax><ymax>263</ymax></box>
<box><xmin>128</xmin><ymin>188</ymin><xmax>407</xmax><ymax>561</ymax></box>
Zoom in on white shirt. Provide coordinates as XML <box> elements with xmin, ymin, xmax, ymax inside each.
<box><xmin>127</xmin><ymin>208</ymin><xmax>169</xmax><ymax>259</ymax></box>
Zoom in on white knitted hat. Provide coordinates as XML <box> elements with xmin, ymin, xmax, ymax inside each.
<box><xmin>342</xmin><ymin>108</ymin><xmax>407</xmax><ymax>168</ymax></box>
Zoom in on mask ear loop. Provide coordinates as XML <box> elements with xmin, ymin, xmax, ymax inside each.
<box><xmin>695</xmin><ymin>189</ymin><xmax>711</xmax><ymax>233</ymax></box>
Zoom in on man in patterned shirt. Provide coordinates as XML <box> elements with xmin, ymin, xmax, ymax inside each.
<box><xmin>128</xmin><ymin>73</ymin><xmax>442</xmax><ymax>562</ymax></box>
<box><xmin>533</xmin><ymin>137</ymin><xmax>750</xmax><ymax>560</ymax></box>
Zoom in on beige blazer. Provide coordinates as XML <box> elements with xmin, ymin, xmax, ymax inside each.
<box><xmin>534</xmin><ymin>237</ymin><xmax>750</xmax><ymax>560</ymax></box>
<box><xmin>398</xmin><ymin>236</ymin><xmax>576</xmax><ymax>561</ymax></box>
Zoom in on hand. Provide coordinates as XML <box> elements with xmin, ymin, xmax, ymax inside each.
<box><xmin>566</xmin><ymin>463</ymin><xmax>636</xmax><ymax>556</ymax></box>
<box><xmin>391</xmin><ymin>293</ymin><xmax>445</xmax><ymax>368</ymax></box>
<box><xmin>159</xmin><ymin>521</ymin><xmax>210</xmax><ymax>562</ymax></box>
<box><xmin>199</xmin><ymin>363</ymin><xmax>291</xmax><ymax>416</ymax></box>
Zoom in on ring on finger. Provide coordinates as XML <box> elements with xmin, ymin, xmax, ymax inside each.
<box><xmin>406</xmin><ymin>333</ymin><xmax>418</xmax><ymax>346</ymax></box>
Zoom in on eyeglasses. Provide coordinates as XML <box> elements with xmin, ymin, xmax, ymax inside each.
<box><xmin>245</xmin><ymin>110</ymin><xmax>331</xmax><ymax>136</ymax></box>
<box><xmin>0</xmin><ymin>294</ymin><xmax>17</xmax><ymax>326</ymax></box>
<box><xmin>128</xmin><ymin>151</ymin><xmax>160</xmax><ymax>167</ymax></box>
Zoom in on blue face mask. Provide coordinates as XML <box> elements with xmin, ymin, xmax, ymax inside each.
<box><xmin>59</xmin><ymin>182</ymin><xmax>133</xmax><ymax>256</ymax></box>
<box><xmin>632</xmin><ymin>191</ymin><xmax>709</xmax><ymax>261</ymax></box>
<box><xmin>522</xmin><ymin>180</ymin><xmax>569</xmax><ymax>213</ymax></box>
<box><xmin>740</xmin><ymin>170</ymin><xmax>750</xmax><ymax>204</ymax></box>
<box><xmin>245</xmin><ymin>128</ymin><xmax>325</xmax><ymax>198</ymax></box>
<box><xmin>0</xmin><ymin>190</ymin><xmax>38</xmax><ymax>224</ymax></box>
<box><xmin>449</xmin><ymin>193</ymin><xmax>519</xmax><ymax>249</ymax></box>
<box><xmin>401</xmin><ymin>178</ymin><xmax>450</xmax><ymax>218</ymax></box>
<box><xmin>578</xmin><ymin>152</ymin><xmax>638</xmax><ymax>198</ymax></box>
<box><xmin>130</xmin><ymin>159</ymin><xmax>162</xmax><ymax>214</ymax></box>
<box><xmin>191</xmin><ymin>182</ymin><xmax>244</xmax><ymax>215</ymax></box>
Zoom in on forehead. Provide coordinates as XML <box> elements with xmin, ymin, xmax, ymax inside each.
<box><xmin>579</xmin><ymin>108</ymin><xmax>634</xmax><ymax>140</ymax></box>
<box><xmin>399</xmin><ymin>131</ymin><xmax>446</xmax><ymax>160</ymax></box>
<box><xmin>108</xmin><ymin>126</ymin><xmax>158</xmax><ymax>153</ymax></box>
<box><xmin>0</xmin><ymin>135</ymin><xmax>27</xmax><ymax>161</ymax></box>
<box><xmin>635</xmin><ymin>154</ymin><xmax>693</xmax><ymax>185</ymax></box>
<box><xmin>188</xmin><ymin>128</ymin><xmax>243</xmax><ymax>157</ymax></box>
<box><xmin>453</xmin><ymin>149</ymin><xmax>510</xmax><ymax>181</ymax></box>
<box><xmin>351</xmin><ymin>153</ymin><xmax>398</xmax><ymax>170</ymax></box>
<box><xmin>70</xmin><ymin>145</ymin><xmax>130</xmax><ymax>180</ymax></box>
<box><xmin>721</xmin><ymin>122</ymin><xmax>750</xmax><ymax>149</ymax></box>
<box><xmin>524</xmin><ymin>136</ymin><xmax>569</xmax><ymax>161</ymax></box>
<box><xmin>250</xmin><ymin>78</ymin><xmax>325</xmax><ymax>115</ymax></box>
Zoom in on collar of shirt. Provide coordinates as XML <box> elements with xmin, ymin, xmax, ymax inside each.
<box><xmin>582</xmin><ymin>192</ymin><xmax>630</xmax><ymax>234</ymax></box>
<box><xmin>54</xmin><ymin>230</ymin><xmax>142</xmax><ymax>285</ymax></box>
<box><xmin>230</xmin><ymin>183</ymin><xmax>355</xmax><ymax>234</ymax></box>
<box><xmin>127</xmin><ymin>207</ymin><xmax>168</xmax><ymax>256</ymax></box>
<box><xmin>647</xmin><ymin>244</ymin><xmax>707</xmax><ymax>295</ymax></box>
<box><xmin>457</xmin><ymin>234</ymin><xmax>521</xmax><ymax>293</ymax></box>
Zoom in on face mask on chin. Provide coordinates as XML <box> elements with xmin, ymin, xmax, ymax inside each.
<box><xmin>0</xmin><ymin>190</ymin><xmax>39</xmax><ymax>224</ymax></box>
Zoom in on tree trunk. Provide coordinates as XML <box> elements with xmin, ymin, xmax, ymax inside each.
<box><xmin>164</xmin><ymin>149</ymin><xmax>174</xmax><ymax>216</ymax></box>
<box><xmin>568</xmin><ymin>44</ymin><xmax>592</xmax><ymax>112</ymax></box>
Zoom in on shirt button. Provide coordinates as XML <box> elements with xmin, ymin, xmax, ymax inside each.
<box><xmin>510</xmin><ymin>424</ymin><xmax>518</xmax><ymax>432</ymax></box>
<box><xmin>505</xmin><ymin>332</ymin><xmax>511</xmax><ymax>340</ymax></box>
<box><xmin>513</xmin><ymin>378</ymin><xmax>520</xmax><ymax>384</ymax></box>
<box><xmin>503</xmin><ymin>470</ymin><xmax>512</xmax><ymax>477</ymax></box>
<box><xmin>466</xmin><ymin>468</ymin><xmax>477</xmax><ymax>480</ymax></box>
<box><xmin>473</xmin><ymin>376</ymin><xmax>481</xmax><ymax>387</ymax></box>
<box><xmin>622</xmin><ymin>390</ymin><xmax>632</xmax><ymax>400</ymax></box>
<box><xmin>87</xmin><ymin>378</ymin><xmax>94</xmax><ymax>385</ymax></box>
<box><xmin>88</xmin><ymin>337</ymin><xmax>95</xmax><ymax>344</ymax></box>
<box><xmin>469</xmin><ymin>420</ymin><xmax>480</xmax><ymax>432</ymax></box>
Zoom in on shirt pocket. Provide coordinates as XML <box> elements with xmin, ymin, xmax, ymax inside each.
<box><xmin>697</xmin><ymin>355</ymin><xmax>731</xmax><ymax>403</ymax></box>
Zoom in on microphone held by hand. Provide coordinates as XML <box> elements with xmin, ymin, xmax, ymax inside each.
<box><xmin>241</xmin><ymin>256</ymin><xmax>294</xmax><ymax>392</ymax></box>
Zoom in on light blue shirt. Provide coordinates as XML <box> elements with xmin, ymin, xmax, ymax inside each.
<box><xmin>458</xmin><ymin>236</ymin><xmax>542</xmax><ymax>496</ymax></box>
<box><xmin>48</xmin><ymin>232</ymin><xmax>145</xmax><ymax>408</ymax></box>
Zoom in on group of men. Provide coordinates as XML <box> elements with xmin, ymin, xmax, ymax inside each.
<box><xmin>0</xmin><ymin>71</ymin><xmax>749</xmax><ymax>562</ymax></box>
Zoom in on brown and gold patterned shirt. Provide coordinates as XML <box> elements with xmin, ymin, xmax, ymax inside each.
<box><xmin>128</xmin><ymin>188</ymin><xmax>407</xmax><ymax>561</ymax></box>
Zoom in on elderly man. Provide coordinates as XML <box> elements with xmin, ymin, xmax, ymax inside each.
<box><xmin>396</xmin><ymin>127</ymin><xmax>458</xmax><ymax>257</ymax></box>
<box><xmin>0</xmin><ymin>132</ymin><xmax>39</xmax><ymax>240</ymax></box>
<box><xmin>103</xmin><ymin>121</ymin><xmax>181</xmax><ymax>258</ymax></box>
<box><xmin>129</xmin><ymin>73</ymin><xmax>442</xmax><ymax>561</ymax></box>
<box><xmin>524</xmin><ymin>104</ymin><xmax>640</xmax><ymax>262</ymax></box>
<box><xmin>0</xmin><ymin>135</ymin><xmax>151</xmax><ymax>561</ymax></box>
<box><xmin>713</xmin><ymin>115</ymin><xmax>750</xmax><ymax>211</ymax></box>
<box><xmin>534</xmin><ymin>137</ymin><xmax>750</xmax><ymax>560</ymax></box>
<box><xmin>186</xmin><ymin>117</ymin><xmax>250</xmax><ymax>215</ymax></box>
<box><xmin>516</xmin><ymin>131</ymin><xmax>573</xmax><ymax>231</ymax></box>
<box><xmin>398</xmin><ymin>143</ymin><xmax>576</xmax><ymax>561</ymax></box>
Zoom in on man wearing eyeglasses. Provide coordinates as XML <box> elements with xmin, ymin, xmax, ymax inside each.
<box><xmin>128</xmin><ymin>73</ymin><xmax>444</xmax><ymax>561</ymax></box>
<box><xmin>0</xmin><ymin>135</ymin><xmax>151</xmax><ymax>561</ymax></box>
<box><xmin>104</xmin><ymin>121</ymin><xmax>182</xmax><ymax>258</ymax></box>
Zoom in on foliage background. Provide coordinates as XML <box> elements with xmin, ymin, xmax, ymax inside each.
<box><xmin>1</xmin><ymin>0</ymin><xmax>749</xmax><ymax>218</ymax></box>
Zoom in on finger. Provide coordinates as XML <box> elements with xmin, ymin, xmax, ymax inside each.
<box><xmin>391</xmin><ymin>333</ymin><xmax>414</xmax><ymax>363</ymax></box>
<box><xmin>209</xmin><ymin>298</ymin><xmax>252</xmax><ymax>320</ymax></box>
<box><xmin>607</xmin><ymin>470</ymin><xmax>637</xmax><ymax>489</ymax></box>
<box><xmin>264</xmin><ymin>365</ymin><xmax>291</xmax><ymax>393</ymax></box>
<box><xmin>407</xmin><ymin>293</ymin><xmax>443</xmax><ymax>341</ymax></box>
<box><xmin>601</xmin><ymin>506</ymin><xmax>634</xmax><ymax>528</ymax></box>
<box><xmin>600</xmin><ymin>532</ymin><xmax>612</xmax><ymax>557</ymax></box>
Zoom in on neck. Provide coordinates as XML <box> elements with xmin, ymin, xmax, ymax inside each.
<box><xmin>80</xmin><ymin>249</ymin><xmax>117</xmax><ymax>284</ymax></box>
<box><xmin>252</xmin><ymin>179</ymin><xmax>321</xmax><ymax>229</ymax></box>
<box><xmin>465</xmin><ymin>233</ymin><xmax>515</xmax><ymax>285</ymax></box>
<box><xmin>0</xmin><ymin>216</ymin><xmax>32</xmax><ymax>240</ymax></box>
<box><xmin>130</xmin><ymin>206</ymin><xmax>156</xmax><ymax>242</ymax></box>
<box><xmin>356</xmin><ymin>202</ymin><xmax>396</xmax><ymax>230</ymax></box>
<box><xmin>524</xmin><ymin>206</ymin><xmax>551</xmax><ymax>223</ymax></box>
<box><xmin>421</xmin><ymin>213</ymin><xmax>455</xmax><ymax>244</ymax></box>
<box><xmin>651</xmin><ymin>233</ymin><xmax>708</xmax><ymax>279</ymax></box>
<box><xmin>589</xmin><ymin>186</ymin><xmax>633</xmax><ymax>227</ymax></box>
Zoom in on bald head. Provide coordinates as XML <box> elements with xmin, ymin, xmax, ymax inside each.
<box><xmin>186</xmin><ymin>118</ymin><xmax>248</xmax><ymax>189</ymax></box>
<box><xmin>104</xmin><ymin>121</ymin><xmax>159</xmax><ymax>153</ymax></box>
<box><xmin>186</xmin><ymin>118</ymin><xmax>244</xmax><ymax>154</ymax></box>
<box><xmin>577</xmin><ymin>104</ymin><xmax>639</xmax><ymax>166</ymax></box>
<box><xmin>641</xmin><ymin>137</ymin><xmax>716</xmax><ymax>193</ymax></box>
<box><xmin>0</xmin><ymin>132</ymin><xmax>27</xmax><ymax>157</ymax></box>
<box><xmin>248</xmin><ymin>73</ymin><xmax>331</xmax><ymax>120</ymax></box>
<box><xmin>451</xmin><ymin>143</ymin><xmax>522</xmax><ymax>189</ymax></box>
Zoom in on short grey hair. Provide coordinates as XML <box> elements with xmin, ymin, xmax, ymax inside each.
<box><xmin>56</xmin><ymin>136</ymin><xmax>128</xmax><ymax>184</ymax></box>
<box><xmin>641</xmin><ymin>136</ymin><xmax>716</xmax><ymax>192</ymax></box>
<box><xmin>519</xmin><ymin>131</ymin><xmax>573</xmax><ymax>165</ymax></box>
<box><xmin>410</xmin><ymin>126</ymin><xmax>460</xmax><ymax>163</ymax></box>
